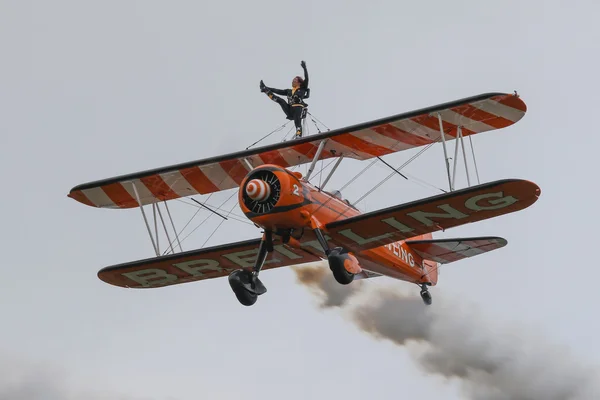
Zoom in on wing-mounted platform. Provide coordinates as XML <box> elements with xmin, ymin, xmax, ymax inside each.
<box><xmin>324</xmin><ymin>179</ymin><xmax>540</xmax><ymax>253</ymax></box>
<box><xmin>68</xmin><ymin>92</ymin><xmax>526</xmax><ymax>209</ymax></box>
<box><xmin>405</xmin><ymin>236</ymin><xmax>507</xmax><ymax>264</ymax></box>
<box><xmin>98</xmin><ymin>237</ymin><xmax>323</xmax><ymax>289</ymax></box>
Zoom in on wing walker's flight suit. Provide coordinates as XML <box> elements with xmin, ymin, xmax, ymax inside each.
<box><xmin>260</xmin><ymin>61</ymin><xmax>309</xmax><ymax>139</ymax></box>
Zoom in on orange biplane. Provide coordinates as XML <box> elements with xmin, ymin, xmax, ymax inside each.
<box><xmin>68</xmin><ymin>92</ymin><xmax>541</xmax><ymax>306</ymax></box>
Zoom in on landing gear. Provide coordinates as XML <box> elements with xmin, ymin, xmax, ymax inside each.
<box><xmin>420</xmin><ymin>284</ymin><xmax>432</xmax><ymax>305</ymax></box>
<box><xmin>228</xmin><ymin>231</ymin><xmax>272</xmax><ymax>306</ymax></box>
<box><xmin>228</xmin><ymin>270</ymin><xmax>258</xmax><ymax>306</ymax></box>
<box><xmin>314</xmin><ymin>228</ymin><xmax>356</xmax><ymax>285</ymax></box>
<box><xmin>328</xmin><ymin>247</ymin><xmax>354</xmax><ymax>285</ymax></box>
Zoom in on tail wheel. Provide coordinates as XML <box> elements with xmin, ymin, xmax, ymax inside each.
<box><xmin>420</xmin><ymin>287</ymin><xmax>432</xmax><ymax>305</ymax></box>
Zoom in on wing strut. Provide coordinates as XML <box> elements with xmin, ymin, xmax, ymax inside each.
<box><xmin>455</xmin><ymin>126</ymin><xmax>471</xmax><ymax>187</ymax></box>
<box><xmin>320</xmin><ymin>154</ymin><xmax>345</xmax><ymax>191</ymax></box>
<box><xmin>436</xmin><ymin>112</ymin><xmax>454</xmax><ymax>191</ymax></box>
<box><xmin>305</xmin><ymin>139</ymin><xmax>328</xmax><ymax>181</ymax></box>
<box><xmin>156</xmin><ymin>202</ymin><xmax>175</xmax><ymax>255</ymax></box>
<box><xmin>450</xmin><ymin>125</ymin><xmax>476</xmax><ymax>191</ymax></box>
<box><xmin>130</xmin><ymin>181</ymin><xmax>187</xmax><ymax>256</ymax></box>
<box><xmin>131</xmin><ymin>182</ymin><xmax>160</xmax><ymax>256</ymax></box>
<box><xmin>469</xmin><ymin>135</ymin><xmax>481</xmax><ymax>184</ymax></box>
<box><xmin>163</xmin><ymin>201</ymin><xmax>183</xmax><ymax>252</ymax></box>
<box><xmin>437</xmin><ymin>118</ymin><xmax>477</xmax><ymax>192</ymax></box>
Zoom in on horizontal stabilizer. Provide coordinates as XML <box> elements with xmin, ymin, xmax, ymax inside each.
<box><xmin>325</xmin><ymin>179</ymin><xmax>540</xmax><ymax>253</ymax></box>
<box><xmin>354</xmin><ymin>269</ymin><xmax>383</xmax><ymax>280</ymax></box>
<box><xmin>98</xmin><ymin>237</ymin><xmax>322</xmax><ymax>289</ymax></box>
<box><xmin>405</xmin><ymin>236</ymin><xmax>507</xmax><ymax>264</ymax></box>
<box><xmin>68</xmin><ymin>92</ymin><xmax>526</xmax><ymax>209</ymax></box>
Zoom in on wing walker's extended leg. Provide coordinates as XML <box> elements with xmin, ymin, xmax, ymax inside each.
<box><xmin>228</xmin><ymin>231</ymin><xmax>272</xmax><ymax>306</ymax></box>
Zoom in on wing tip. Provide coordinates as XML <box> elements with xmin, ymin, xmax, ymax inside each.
<box><xmin>494</xmin><ymin>91</ymin><xmax>528</xmax><ymax>113</ymax></box>
<box><xmin>67</xmin><ymin>189</ymin><xmax>97</xmax><ymax>208</ymax></box>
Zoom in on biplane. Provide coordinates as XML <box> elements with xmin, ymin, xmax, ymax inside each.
<box><xmin>68</xmin><ymin>92</ymin><xmax>541</xmax><ymax>306</ymax></box>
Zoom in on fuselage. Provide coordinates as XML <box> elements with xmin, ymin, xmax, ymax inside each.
<box><xmin>238</xmin><ymin>164</ymin><xmax>438</xmax><ymax>285</ymax></box>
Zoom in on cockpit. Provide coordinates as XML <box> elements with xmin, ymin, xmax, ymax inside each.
<box><xmin>325</xmin><ymin>189</ymin><xmax>359</xmax><ymax>210</ymax></box>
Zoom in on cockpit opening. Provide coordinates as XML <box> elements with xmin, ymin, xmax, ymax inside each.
<box><xmin>326</xmin><ymin>189</ymin><xmax>359</xmax><ymax>210</ymax></box>
<box><xmin>331</xmin><ymin>189</ymin><xmax>343</xmax><ymax>200</ymax></box>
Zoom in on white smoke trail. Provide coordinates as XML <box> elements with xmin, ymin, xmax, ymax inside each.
<box><xmin>292</xmin><ymin>262</ymin><xmax>600</xmax><ymax>400</ymax></box>
<box><xmin>0</xmin><ymin>353</ymin><xmax>158</xmax><ymax>400</ymax></box>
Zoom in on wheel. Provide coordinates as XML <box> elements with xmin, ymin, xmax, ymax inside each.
<box><xmin>233</xmin><ymin>285</ymin><xmax>258</xmax><ymax>306</ymax></box>
<box><xmin>420</xmin><ymin>289</ymin><xmax>432</xmax><ymax>305</ymax></box>
<box><xmin>331</xmin><ymin>265</ymin><xmax>354</xmax><ymax>285</ymax></box>
<box><xmin>328</xmin><ymin>247</ymin><xmax>355</xmax><ymax>285</ymax></box>
<box><xmin>228</xmin><ymin>270</ymin><xmax>258</xmax><ymax>306</ymax></box>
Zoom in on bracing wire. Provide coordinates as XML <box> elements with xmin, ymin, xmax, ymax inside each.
<box><xmin>201</xmin><ymin>199</ymin><xmax>240</xmax><ymax>249</ymax></box>
<box><xmin>353</xmin><ymin>139</ymin><xmax>440</xmax><ymax>205</ymax></box>
<box><xmin>308</xmin><ymin>132</ymin><xmax>443</xmax><ymax>220</ymax></box>
<box><xmin>175</xmin><ymin>198</ymin><xmax>252</xmax><ymax>224</ymax></box>
<box><xmin>246</xmin><ymin>120</ymin><xmax>292</xmax><ymax>149</ymax></box>
<box><xmin>161</xmin><ymin>189</ymin><xmax>240</xmax><ymax>255</ymax></box>
<box><xmin>371</xmin><ymin>162</ymin><xmax>447</xmax><ymax>194</ymax></box>
<box><xmin>307</xmin><ymin>112</ymin><xmax>330</xmax><ymax>131</ymax></box>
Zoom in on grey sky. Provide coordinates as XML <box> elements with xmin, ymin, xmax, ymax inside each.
<box><xmin>1</xmin><ymin>1</ymin><xmax>599</xmax><ymax>399</ymax></box>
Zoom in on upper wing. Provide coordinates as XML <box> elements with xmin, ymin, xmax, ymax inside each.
<box><xmin>98</xmin><ymin>237</ymin><xmax>323</xmax><ymax>289</ymax></box>
<box><xmin>404</xmin><ymin>236</ymin><xmax>507</xmax><ymax>264</ymax></box>
<box><xmin>68</xmin><ymin>92</ymin><xmax>526</xmax><ymax>209</ymax></box>
<box><xmin>324</xmin><ymin>179</ymin><xmax>540</xmax><ymax>253</ymax></box>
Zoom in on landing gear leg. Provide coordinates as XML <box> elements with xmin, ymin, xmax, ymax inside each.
<box><xmin>228</xmin><ymin>231</ymin><xmax>272</xmax><ymax>306</ymax></box>
<box><xmin>420</xmin><ymin>284</ymin><xmax>432</xmax><ymax>305</ymax></box>
<box><xmin>313</xmin><ymin>228</ymin><xmax>330</xmax><ymax>256</ymax></box>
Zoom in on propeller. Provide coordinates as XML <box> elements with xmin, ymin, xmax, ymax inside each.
<box><xmin>242</xmin><ymin>170</ymin><xmax>281</xmax><ymax>214</ymax></box>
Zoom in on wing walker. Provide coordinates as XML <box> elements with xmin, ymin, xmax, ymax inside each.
<box><xmin>68</xmin><ymin>87</ymin><xmax>541</xmax><ymax>306</ymax></box>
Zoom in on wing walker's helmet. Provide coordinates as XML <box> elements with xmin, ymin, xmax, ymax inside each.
<box><xmin>292</xmin><ymin>76</ymin><xmax>304</xmax><ymax>86</ymax></box>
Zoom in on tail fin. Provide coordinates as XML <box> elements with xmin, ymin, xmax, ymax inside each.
<box><xmin>406</xmin><ymin>236</ymin><xmax>507</xmax><ymax>264</ymax></box>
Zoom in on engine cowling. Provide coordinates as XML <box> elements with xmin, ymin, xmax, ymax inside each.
<box><xmin>239</xmin><ymin>165</ymin><xmax>309</xmax><ymax>231</ymax></box>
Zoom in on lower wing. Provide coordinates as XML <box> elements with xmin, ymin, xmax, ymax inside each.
<box><xmin>98</xmin><ymin>237</ymin><xmax>322</xmax><ymax>288</ymax></box>
<box><xmin>325</xmin><ymin>179</ymin><xmax>540</xmax><ymax>253</ymax></box>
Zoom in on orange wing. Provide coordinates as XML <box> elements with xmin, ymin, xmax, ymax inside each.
<box><xmin>325</xmin><ymin>179</ymin><xmax>540</xmax><ymax>253</ymax></box>
<box><xmin>405</xmin><ymin>236</ymin><xmax>507</xmax><ymax>264</ymax></box>
<box><xmin>68</xmin><ymin>92</ymin><xmax>526</xmax><ymax>209</ymax></box>
<box><xmin>98</xmin><ymin>237</ymin><xmax>322</xmax><ymax>289</ymax></box>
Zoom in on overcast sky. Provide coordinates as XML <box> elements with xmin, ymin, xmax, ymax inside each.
<box><xmin>1</xmin><ymin>1</ymin><xmax>599</xmax><ymax>399</ymax></box>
